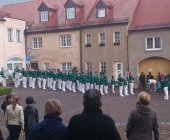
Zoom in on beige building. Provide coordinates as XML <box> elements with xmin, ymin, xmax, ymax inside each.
<box><xmin>26</xmin><ymin>30</ymin><xmax>80</xmax><ymax>71</ymax></box>
<box><xmin>128</xmin><ymin>0</ymin><xmax>170</xmax><ymax>86</ymax></box>
<box><xmin>1</xmin><ymin>0</ymin><xmax>138</xmax><ymax>76</ymax></box>
<box><xmin>82</xmin><ymin>24</ymin><xmax>128</xmax><ymax>79</ymax></box>
<box><xmin>0</xmin><ymin>13</ymin><xmax>26</xmax><ymax>71</ymax></box>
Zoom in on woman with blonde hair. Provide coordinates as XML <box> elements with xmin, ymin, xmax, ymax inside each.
<box><xmin>30</xmin><ymin>99</ymin><xmax>67</xmax><ymax>140</ymax></box>
<box><xmin>4</xmin><ymin>95</ymin><xmax>24</xmax><ymax>140</ymax></box>
<box><xmin>126</xmin><ymin>92</ymin><xmax>159</xmax><ymax>140</ymax></box>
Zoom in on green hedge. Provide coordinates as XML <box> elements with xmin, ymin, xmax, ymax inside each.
<box><xmin>0</xmin><ymin>87</ymin><xmax>12</xmax><ymax>96</ymax></box>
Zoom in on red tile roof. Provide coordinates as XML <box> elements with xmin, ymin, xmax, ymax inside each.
<box><xmin>1</xmin><ymin>0</ymin><xmax>138</xmax><ymax>33</ymax></box>
<box><xmin>129</xmin><ymin>0</ymin><xmax>170</xmax><ymax>31</ymax></box>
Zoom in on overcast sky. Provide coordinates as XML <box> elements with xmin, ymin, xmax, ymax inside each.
<box><xmin>0</xmin><ymin>0</ymin><xmax>31</xmax><ymax>7</ymax></box>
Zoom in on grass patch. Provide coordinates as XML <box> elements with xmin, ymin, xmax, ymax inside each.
<box><xmin>0</xmin><ymin>87</ymin><xmax>12</xmax><ymax>96</ymax></box>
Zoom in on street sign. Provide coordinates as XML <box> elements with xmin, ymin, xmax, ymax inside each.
<box><xmin>26</xmin><ymin>55</ymin><xmax>30</xmax><ymax>62</ymax></box>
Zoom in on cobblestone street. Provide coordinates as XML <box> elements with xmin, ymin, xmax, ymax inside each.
<box><xmin>0</xmin><ymin>87</ymin><xmax>170</xmax><ymax>139</ymax></box>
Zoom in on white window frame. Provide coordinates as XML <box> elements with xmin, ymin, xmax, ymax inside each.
<box><xmin>97</xmin><ymin>8</ymin><xmax>106</xmax><ymax>18</ymax></box>
<box><xmin>85</xmin><ymin>34</ymin><xmax>92</xmax><ymax>45</ymax></box>
<box><xmin>32</xmin><ymin>37</ymin><xmax>42</xmax><ymax>49</ymax></box>
<box><xmin>99</xmin><ymin>33</ymin><xmax>105</xmax><ymax>44</ymax></box>
<box><xmin>60</xmin><ymin>35</ymin><xmax>71</xmax><ymax>47</ymax></box>
<box><xmin>99</xmin><ymin>62</ymin><xmax>106</xmax><ymax>73</ymax></box>
<box><xmin>44</xmin><ymin>63</ymin><xmax>49</xmax><ymax>70</ymax></box>
<box><xmin>40</xmin><ymin>11</ymin><xmax>48</xmax><ymax>22</ymax></box>
<box><xmin>66</xmin><ymin>8</ymin><xmax>75</xmax><ymax>19</ymax></box>
<box><xmin>145</xmin><ymin>36</ymin><xmax>162</xmax><ymax>51</ymax></box>
<box><xmin>16</xmin><ymin>29</ymin><xmax>22</xmax><ymax>43</ymax></box>
<box><xmin>8</xmin><ymin>28</ymin><xmax>14</xmax><ymax>42</ymax></box>
<box><xmin>114</xmin><ymin>32</ymin><xmax>120</xmax><ymax>44</ymax></box>
<box><xmin>86</xmin><ymin>62</ymin><xmax>92</xmax><ymax>72</ymax></box>
<box><xmin>61</xmin><ymin>63</ymin><xmax>72</xmax><ymax>73</ymax></box>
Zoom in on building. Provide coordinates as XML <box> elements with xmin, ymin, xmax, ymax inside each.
<box><xmin>0</xmin><ymin>11</ymin><xmax>26</xmax><ymax>71</ymax></box>
<box><xmin>1</xmin><ymin>0</ymin><xmax>138</xmax><ymax>78</ymax></box>
<box><xmin>81</xmin><ymin>0</ymin><xmax>138</xmax><ymax>79</ymax></box>
<box><xmin>128</xmin><ymin>0</ymin><xmax>170</xmax><ymax>84</ymax></box>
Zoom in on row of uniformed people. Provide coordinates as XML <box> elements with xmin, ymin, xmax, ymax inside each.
<box><xmin>20</xmin><ymin>69</ymin><xmax>111</xmax><ymax>95</ymax></box>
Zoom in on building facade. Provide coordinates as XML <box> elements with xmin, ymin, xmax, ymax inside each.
<box><xmin>128</xmin><ymin>0</ymin><xmax>170</xmax><ymax>85</ymax></box>
<box><xmin>0</xmin><ymin>13</ymin><xmax>26</xmax><ymax>71</ymax></box>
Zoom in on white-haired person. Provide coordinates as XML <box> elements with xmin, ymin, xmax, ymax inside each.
<box><xmin>126</xmin><ymin>92</ymin><xmax>159</xmax><ymax>140</ymax></box>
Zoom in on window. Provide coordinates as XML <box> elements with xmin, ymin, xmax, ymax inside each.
<box><xmin>16</xmin><ymin>30</ymin><xmax>22</xmax><ymax>43</ymax></box>
<box><xmin>146</xmin><ymin>36</ymin><xmax>162</xmax><ymax>51</ymax></box>
<box><xmin>33</xmin><ymin>37</ymin><xmax>42</xmax><ymax>49</ymax></box>
<box><xmin>61</xmin><ymin>63</ymin><xmax>72</xmax><ymax>73</ymax></box>
<box><xmin>86</xmin><ymin>62</ymin><xmax>92</xmax><ymax>72</ymax></box>
<box><xmin>85</xmin><ymin>34</ymin><xmax>91</xmax><ymax>47</ymax></box>
<box><xmin>99</xmin><ymin>33</ymin><xmax>105</xmax><ymax>46</ymax></box>
<box><xmin>114</xmin><ymin>32</ymin><xmax>120</xmax><ymax>45</ymax></box>
<box><xmin>66</xmin><ymin>8</ymin><xmax>75</xmax><ymax>19</ymax></box>
<box><xmin>60</xmin><ymin>35</ymin><xmax>71</xmax><ymax>47</ymax></box>
<box><xmin>44</xmin><ymin>63</ymin><xmax>49</xmax><ymax>70</ymax></box>
<box><xmin>97</xmin><ymin>8</ymin><xmax>105</xmax><ymax>18</ymax></box>
<box><xmin>40</xmin><ymin>11</ymin><xmax>48</xmax><ymax>22</ymax></box>
<box><xmin>100</xmin><ymin>62</ymin><xmax>106</xmax><ymax>73</ymax></box>
<box><xmin>8</xmin><ymin>28</ymin><xmax>13</xmax><ymax>42</ymax></box>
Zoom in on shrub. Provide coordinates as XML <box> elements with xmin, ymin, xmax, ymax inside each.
<box><xmin>0</xmin><ymin>87</ymin><xmax>12</xmax><ymax>96</ymax></box>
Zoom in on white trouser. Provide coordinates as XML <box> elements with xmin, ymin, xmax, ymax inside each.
<box><xmin>124</xmin><ymin>85</ymin><xmax>128</xmax><ymax>95</ymax></box>
<box><xmin>95</xmin><ymin>85</ymin><xmax>99</xmax><ymax>90</ymax></box>
<box><xmin>29</xmin><ymin>77</ymin><xmax>32</xmax><ymax>88</ymax></box>
<box><xmin>90</xmin><ymin>84</ymin><xmax>94</xmax><ymax>89</ymax></box>
<box><xmin>81</xmin><ymin>83</ymin><xmax>85</xmax><ymax>93</ymax></box>
<box><xmin>58</xmin><ymin>79</ymin><xmax>62</xmax><ymax>90</ymax></box>
<box><xmin>47</xmin><ymin>78</ymin><xmax>50</xmax><ymax>88</ymax></box>
<box><xmin>72</xmin><ymin>82</ymin><xmax>76</xmax><ymax>92</ymax></box>
<box><xmin>104</xmin><ymin>85</ymin><xmax>108</xmax><ymax>94</ymax></box>
<box><xmin>14</xmin><ymin>78</ymin><xmax>19</xmax><ymax>88</ymax></box>
<box><xmin>2</xmin><ymin>77</ymin><xmax>7</xmax><ymax>87</ymax></box>
<box><xmin>119</xmin><ymin>86</ymin><xmax>123</xmax><ymax>96</ymax></box>
<box><xmin>69</xmin><ymin>81</ymin><xmax>72</xmax><ymax>91</ymax></box>
<box><xmin>100</xmin><ymin>84</ymin><xmax>104</xmax><ymax>95</ymax></box>
<box><xmin>130</xmin><ymin>83</ymin><xmax>134</xmax><ymax>94</ymax></box>
<box><xmin>62</xmin><ymin>81</ymin><xmax>66</xmax><ymax>92</ymax></box>
<box><xmin>112</xmin><ymin>85</ymin><xmax>115</xmax><ymax>93</ymax></box>
<box><xmin>32</xmin><ymin>78</ymin><xmax>36</xmax><ymax>89</ymax></box>
<box><xmin>38</xmin><ymin>78</ymin><xmax>42</xmax><ymax>88</ymax></box>
<box><xmin>43</xmin><ymin>79</ymin><xmax>47</xmax><ymax>90</ymax></box>
<box><xmin>163</xmin><ymin>87</ymin><xmax>169</xmax><ymax>100</ymax></box>
<box><xmin>49</xmin><ymin>78</ymin><xmax>53</xmax><ymax>89</ymax></box>
<box><xmin>53</xmin><ymin>80</ymin><xmax>56</xmax><ymax>90</ymax></box>
<box><xmin>23</xmin><ymin>77</ymin><xmax>27</xmax><ymax>88</ymax></box>
<box><xmin>86</xmin><ymin>83</ymin><xmax>90</xmax><ymax>91</ymax></box>
<box><xmin>77</xmin><ymin>80</ymin><xmax>80</xmax><ymax>91</ymax></box>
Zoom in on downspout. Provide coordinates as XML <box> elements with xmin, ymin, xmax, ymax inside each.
<box><xmin>127</xmin><ymin>32</ymin><xmax>129</xmax><ymax>72</ymax></box>
<box><xmin>79</xmin><ymin>28</ymin><xmax>83</xmax><ymax>72</ymax></box>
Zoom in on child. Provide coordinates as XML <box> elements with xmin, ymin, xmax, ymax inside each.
<box><xmin>24</xmin><ymin>96</ymin><xmax>39</xmax><ymax>140</ymax></box>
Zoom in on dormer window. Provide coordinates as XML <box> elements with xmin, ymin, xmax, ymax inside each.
<box><xmin>66</xmin><ymin>7</ymin><xmax>75</xmax><ymax>19</ymax></box>
<box><xmin>97</xmin><ymin>8</ymin><xmax>105</xmax><ymax>18</ymax></box>
<box><xmin>40</xmin><ymin>11</ymin><xmax>48</xmax><ymax>22</ymax></box>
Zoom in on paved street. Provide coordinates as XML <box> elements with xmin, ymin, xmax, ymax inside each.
<box><xmin>0</xmin><ymin>86</ymin><xmax>170</xmax><ymax>139</ymax></box>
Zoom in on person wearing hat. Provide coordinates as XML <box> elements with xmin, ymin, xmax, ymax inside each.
<box><xmin>24</xmin><ymin>96</ymin><xmax>39</xmax><ymax>140</ymax></box>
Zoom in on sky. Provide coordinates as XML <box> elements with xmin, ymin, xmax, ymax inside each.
<box><xmin>0</xmin><ymin>0</ymin><xmax>31</xmax><ymax>7</ymax></box>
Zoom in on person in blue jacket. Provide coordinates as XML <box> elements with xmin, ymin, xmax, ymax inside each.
<box><xmin>29</xmin><ymin>99</ymin><xmax>67</xmax><ymax>140</ymax></box>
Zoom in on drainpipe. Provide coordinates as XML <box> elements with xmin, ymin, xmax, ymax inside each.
<box><xmin>79</xmin><ymin>28</ymin><xmax>83</xmax><ymax>72</ymax></box>
<box><xmin>127</xmin><ymin>33</ymin><xmax>129</xmax><ymax>72</ymax></box>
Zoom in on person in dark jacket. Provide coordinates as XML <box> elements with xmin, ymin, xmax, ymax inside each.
<box><xmin>29</xmin><ymin>98</ymin><xmax>67</xmax><ymax>140</ymax></box>
<box><xmin>24</xmin><ymin>96</ymin><xmax>39</xmax><ymax>140</ymax></box>
<box><xmin>1</xmin><ymin>94</ymin><xmax>13</xmax><ymax>116</ymax></box>
<box><xmin>68</xmin><ymin>89</ymin><xmax>121</xmax><ymax>140</ymax></box>
<box><xmin>126</xmin><ymin>92</ymin><xmax>159</xmax><ymax>140</ymax></box>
